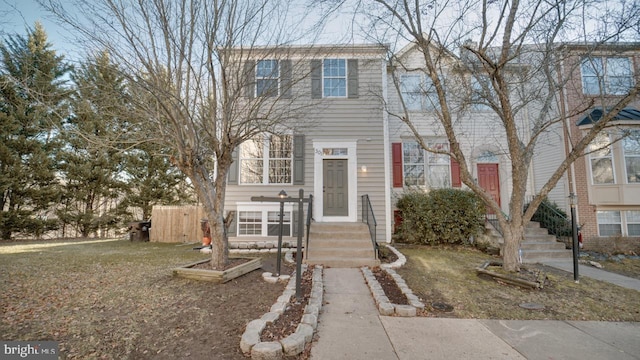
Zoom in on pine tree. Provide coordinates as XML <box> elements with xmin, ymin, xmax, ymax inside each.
<box><xmin>0</xmin><ymin>23</ymin><xmax>70</xmax><ymax>240</ymax></box>
<box><xmin>57</xmin><ymin>51</ymin><xmax>129</xmax><ymax>238</ymax></box>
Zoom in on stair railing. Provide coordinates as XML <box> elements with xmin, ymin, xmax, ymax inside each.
<box><xmin>361</xmin><ymin>194</ymin><xmax>378</xmax><ymax>259</ymax></box>
<box><xmin>305</xmin><ymin>194</ymin><xmax>313</xmax><ymax>252</ymax></box>
<box><xmin>529</xmin><ymin>198</ymin><xmax>572</xmax><ymax>248</ymax></box>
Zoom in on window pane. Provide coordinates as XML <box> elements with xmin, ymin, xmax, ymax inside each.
<box><xmin>400</xmin><ymin>75</ymin><xmax>422</xmax><ymax>111</ymax></box>
<box><xmin>404</xmin><ymin>164</ymin><xmax>425</xmax><ymax>186</ymax></box>
<box><xmin>607</xmin><ymin>58</ymin><xmax>631</xmax><ymax>77</ymax></box>
<box><xmin>599</xmin><ymin>224</ymin><xmax>622</xmax><ymax>236</ymax></box>
<box><xmin>256</xmin><ymin>79</ymin><xmax>278</xmax><ymax>97</ymax></box>
<box><xmin>591</xmin><ymin>158</ymin><xmax>614</xmax><ymax>184</ymax></box>
<box><xmin>323</xmin><ymin>59</ymin><xmax>345</xmax><ymax>76</ymax></box>
<box><xmin>269</xmin><ymin>135</ymin><xmax>292</xmax><ymax>158</ymax></box>
<box><xmin>581</xmin><ymin>58</ymin><xmax>603</xmax><ymax>77</ymax></box>
<box><xmin>627</xmin><ymin>211</ymin><xmax>640</xmax><ymax>236</ymax></box>
<box><xmin>597</xmin><ymin>210</ymin><xmax>621</xmax><ymax>236</ymax></box>
<box><xmin>597</xmin><ymin>210</ymin><xmax>621</xmax><ymax>223</ymax></box>
<box><xmin>427</xmin><ymin>143</ymin><xmax>449</xmax><ymax>164</ymax></box>
<box><xmin>324</xmin><ymin>78</ymin><xmax>346</xmax><ymax>97</ymax></box>
<box><xmin>624</xmin><ymin>132</ymin><xmax>640</xmax><ymax>155</ymax></box>
<box><xmin>240</xmin><ymin>160</ymin><xmax>263</xmax><ymax>184</ymax></box>
<box><xmin>626</xmin><ymin>158</ymin><xmax>640</xmax><ymax>183</ymax></box>
<box><xmin>256</xmin><ymin>60</ymin><xmax>279</xmax><ymax>97</ymax></box>
<box><xmin>238</xmin><ymin>211</ymin><xmax>262</xmax><ymax>235</ymax></box>
<box><xmin>428</xmin><ymin>164</ymin><xmax>451</xmax><ymax>188</ymax></box>
<box><xmin>268</xmin><ymin>159</ymin><xmax>292</xmax><ymax>183</ymax></box>
<box><xmin>403</xmin><ymin>142</ymin><xmax>424</xmax><ymax>163</ymax></box>
<box><xmin>241</xmin><ymin>138</ymin><xmax>264</xmax><ymax>159</ymax></box>
<box><xmin>267</xmin><ymin>211</ymin><xmax>291</xmax><ymax>236</ymax></box>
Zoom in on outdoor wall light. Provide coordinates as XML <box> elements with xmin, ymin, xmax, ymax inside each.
<box><xmin>361</xmin><ymin>165</ymin><xmax>367</xmax><ymax>172</ymax></box>
<box><xmin>278</xmin><ymin>190</ymin><xmax>288</xmax><ymax>198</ymax></box>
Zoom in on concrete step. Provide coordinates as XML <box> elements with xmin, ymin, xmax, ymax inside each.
<box><xmin>309</xmin><ymin>231</ymin><xmax>371</xmax><ymax>241</ymax></box>
<box><xmin>524</xmin><ymin>227</ymin><xmax>550</xmax><ymax>236</ymax></box>
<box><xmin>310</xmin><ymin>222</ymin><xmax>370</xmax><ymax>232</ymax></box>
<box><xmin>307</xmin><ymin>247</ymin><xmax>375</xmax><ymax>258</ymax></box>
<box><xmin>520</xmin><ymin>242</ymin><xmax>567</xmax><ymax>251</ymax></box>
<box><xmin>521</xmin><ymin>249</ymin><xmax>572</xmax><ymax>263</ymax></box>
<box><xmin>526</xmin><ymin>221</ymin><xmax>541</xmax><ymax>228</ymax></box>
<box><xmin>305</xmin><ymin>257</ymin><xmax>380</xmax><ymax>268</ymax></box>
<box><xmin>308</xmin><ymin>237</ymin><xmax>372</xmax><ymax>248</ymax></box>
<box><xmin>523</xmin><ymin>233</ymin><xmax>558</xmax><ymax>242</ymax></box>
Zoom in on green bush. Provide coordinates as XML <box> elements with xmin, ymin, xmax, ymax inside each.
<box><xmin>395</xmin><ymin>189</ymin><xmax>485</xmax><ymax>245</ymax></box>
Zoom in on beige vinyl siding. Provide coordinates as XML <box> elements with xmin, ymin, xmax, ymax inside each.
<box><xmin>531</xmin><ymin>122</ymin><xmax>569</xmax><ymax>211</ymax></box>
<box><xmin>225</xmin><ymin>46</ymin><xmax>389</xmax><ymax>242</ymax></box>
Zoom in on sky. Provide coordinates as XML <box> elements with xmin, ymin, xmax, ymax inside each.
<box><xmin>1</xmin><ymin>0</ymin><xmax>76</xmax><ymax>56</ymax></box>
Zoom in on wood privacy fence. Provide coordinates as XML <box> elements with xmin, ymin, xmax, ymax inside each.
<box><xmin>150</xmin><ymin>205</ymin><xmax>206</xmax><ymax>243</ymax></box>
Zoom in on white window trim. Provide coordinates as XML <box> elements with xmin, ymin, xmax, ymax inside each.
<box><xmin>401</xmin><ymin>139</ymin><xmax>451</xmax><ymax>189</ymax></box>
<box><xmin>581</xmin><ymin>57</ymin><xmax>634</xmax><ymax>96</ymax></box>
<box><xmin>313</xmin><ymin>140</ymin><xmax>357</xmax><ymax>222</ymax></box>
<box><xmin>322</xmin><ymin>58</ymin><xmax>348</xmax><ymax>98</ymax></box>
<box><xmin>255</xmin><ymin>59</ymin><xmax>280</xmax><ymax>97</ymax></box>
<box><xmin>239</xmin><ymin>133</ymin><xmax>293</xmax><ymax>185</ymax></box>
<box><xmin>401</xmin><ymin>141</ymin><xmax>426</xmax><ymax>187</ymax></box>
<box><xmin>236</xmin><ymin>202</ymin><xmax>293</xmax><ymax>237</ymax></box>
<box><xmin>400</xmin><ymin>74</ymin><xmax>440</xmax><ymax>112</ymax></box>
<box><xmin>588</xmin><ymin>133</ymin><xmax>616</xmax><ymax>185</ymax></box>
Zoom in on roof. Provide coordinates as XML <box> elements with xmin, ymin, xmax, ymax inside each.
<box><xmin>577</xmin><ymin>107</ymin><xmax>640</xmax><ymax>126</ymax></box>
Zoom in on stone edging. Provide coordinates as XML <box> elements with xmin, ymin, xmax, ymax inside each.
<box><xmin>380</xmin><ymin>244</ymin><xmax>407</xmax><ymax>269</ymax></box>
<box><xmin>240</xmin><ymin>265</ymin><xmax>323</xmax><ymax>359</ymax></box>
<box><xmin>361</xmin><ymin>246</ymin><xmax>424</xmax><ymax>317</ymax></box>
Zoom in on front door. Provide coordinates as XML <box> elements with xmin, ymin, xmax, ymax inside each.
<box><xmin>323</xmin><ymin>159</ymin><xmax>348</xmax><ymax>216</ymax></box>
<box><xmin>477</xmin><ymin>163</ymin><xmax>501</xmax><ymax>211</ymax></box>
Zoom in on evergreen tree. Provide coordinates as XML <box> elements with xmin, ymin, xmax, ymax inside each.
<box><xmin>57</xmin><ymin>51</ymin><xmax>128</xmax><ymax>238</ymax></box>
<box><xmin>0</xmin><ymin>23</ymin><xmax>70</xmax><ymax>240</ymax></box>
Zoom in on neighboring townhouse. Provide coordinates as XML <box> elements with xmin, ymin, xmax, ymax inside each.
<box><xmin>223</xmin><ymin>44</ymin><xmax>392</xmax><ymax>245</ymax></box>
<box><xmin>554</xmin><ymin>43</ymin><xmax>640</xmax><ymax>252</ymax></box>
<box><xmin>386</xmin><ymin>42</ymin><xmax>538</xmax><ymax>227</ymax></box>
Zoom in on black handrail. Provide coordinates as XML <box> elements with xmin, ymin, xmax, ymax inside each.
<box><xmin>361</xmin><ymin>194</ymin><xmax>378</xmax><ymax>259</ymax></box>
<box><xmin>526</xmin><ymin>197</ymin><xmax>572</xmax><ymax>247</ymax></box>
<box><xmin>305</xmin><ymin>194</ymin><xmax>313</xmax><ymax>252</ymax></box>
<box><xmin>485</xmin><ymin>212</ymin><xmax>506</xmax><ymax>237</ymax></box>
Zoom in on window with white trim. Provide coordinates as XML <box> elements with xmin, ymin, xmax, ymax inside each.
<box><xmin>589</xmin><ymin>132</ymin><xmax>615</xmax><ymax>184</ymax></box>
<box><xmin>400</xmin><ymin>74</ymin><xmax>439</xmax><ymax>111</ymax></box>
<box><xmin>402</xmin><ymin>140</ymin><xmax>451</xmax><ymax>188</ymax></box>
<box><xmin>237</xmin><ymin>205</ymin><xmax>292</xmax><ymax>237</ymax></box>
<box><xmin>256</xmin><ymin>60</ymin><xmax>279</xmax><ymax>97</ymax></box>
<box><xmin>581</xmin><ymin>57</ymin><xmax>634</xmax><ymax>95</ymax></box>
<box><xmin>597</xmin><ymin>210</ymin><xmax>622</xmax><ymax>236</ymax></box>
<box><xmin>240</xmin><ymin>134</ymin><xmax>292</xmax><ymax>184</ymax></box>
<box><xmin>624</xmin><ymin>130</ymin><xmax>640</xmax><ymax>183</ymax></box>
<box><xmin>471</xmin><ymin>76</ymin><xmax>493</xmax><ymax>111</ymax></box>
<box><xmin>323</xmin><ymin>59</ymin><xmax>346</xmax><ymax>97</ymax></box>
<box><xmin>626</xmin><ymin>211</ymin><xmax>640</xmax><ymax>236</ymax></box>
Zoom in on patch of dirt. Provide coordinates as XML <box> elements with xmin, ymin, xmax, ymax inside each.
<box><xmin>261</xmin><ymin>266</ymin><xmax>313</xmax><ymax>342</ymax></box>
<box><xmin>372</xmin><ymin>267</ymin><xmax>409</xmax><ymax>305</ymax></box>
<box><xmin>378</xmin><ymin>246</ymin><xmax>399</xmax><ymax>263</ymax></box>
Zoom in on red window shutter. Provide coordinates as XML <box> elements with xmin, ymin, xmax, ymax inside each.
<box><xmin>451</xmin><ymin>158</ymin><xmax>461</xmax><ymax>188</ymax></box>
<box><xmin>392</xmin><ymin>143</ymin><xmax>403</xmax><ymax>187</ymax></box>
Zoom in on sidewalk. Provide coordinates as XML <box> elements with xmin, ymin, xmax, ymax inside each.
<box><xmin>310</xmin><ymin>268</ymin><xmax>640</xmax><ymax>360</ymax></box>
<box><xmin>542</xmin><ymin>259</ymin><xmax>640</xmax><ymax>291</ymax></box>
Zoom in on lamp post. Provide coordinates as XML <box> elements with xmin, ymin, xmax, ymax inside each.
<box><xmin>274</xmin><ymin>190</ymin><xmax>287</xmax><ymax>277</ymax></box>
<box><xmin>569</xmin><ymin>193</ymin><xmax>579</xmax><ymax>282</ymax></box>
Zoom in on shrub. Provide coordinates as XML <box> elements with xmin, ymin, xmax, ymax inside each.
<box><xmin>395</xmin><ymin>189</ymin><xmax>485</xmax><ymax>245</ymax></box>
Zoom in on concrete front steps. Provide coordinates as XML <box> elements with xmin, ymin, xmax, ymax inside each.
<box><xmin>521</xmin><ymin>221</ymin><xmax>572</xmax><ymax>263</ymax></box>
<box><xmin>305</xmin><ymin>222</ymin><xmax>379</xmax><ymax>268</ymax></box>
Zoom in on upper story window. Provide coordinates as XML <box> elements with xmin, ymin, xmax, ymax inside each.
<box><xmin>400</xmin><ymin>74</ymin><xmax>439</xmax><ymax>111</ymax></box>
<box><xmin>401</xmin><ymin>141</ymin><xmax>451</xmax><ymax>188</ymax></box>
<box><xmin>470</xmin><ymin>76</ymin><xmax>493</xmax><ymax>111</ymax></box>
<box><xmin>323</xmin><ymin>59</ymin><xmax>347</xmax><ymax>97</ymax></box>
<box><xmin>256</xmin><ymin>60</ymin><xmax>279</xmax><ymax>97</ymax></box>
<box><xmin>581</xmin><ymin>57</ymin><xmax>634</xmax><ymax>95</ymax></box>
<box><xmin>623</xmin><ymin>130</ymin><xmax>640</xmax><ymax>183</ymax></box>
<box><xmin>589</xmin><ymin>132</ymin><xmax>615</xmax><ymax>184</ymax></box>
<box><xmin>240</xmin><ymin>134</ymin><xmax>292</xmax><ymax>184</ymax></box>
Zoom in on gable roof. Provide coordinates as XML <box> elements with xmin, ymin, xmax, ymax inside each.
<box><xmin>577</xmin><ymin>107</ymin><xmax>640</xmax><ymax>126</ymax></box>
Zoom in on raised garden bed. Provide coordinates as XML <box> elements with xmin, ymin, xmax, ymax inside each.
<box><xmin>173</xmin><ymin>257</ymin><xmax>262</xmax><ymax>283</ymax></box>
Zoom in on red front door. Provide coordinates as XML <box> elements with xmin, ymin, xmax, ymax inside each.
<box><xmin>477</xmin><ymin>163</ymin><xmax>500</xmax><ymax>210</ymax></box>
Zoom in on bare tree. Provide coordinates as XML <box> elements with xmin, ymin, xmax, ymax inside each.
<box><xmin>329</xmin><ymin>0</ymin><xmax>640</xmax><ymax>271</ymax></box>
<box><xmin>43</xmin><ymin>0</ymin><xmax>323</xmax><ymax>268</ymax></box>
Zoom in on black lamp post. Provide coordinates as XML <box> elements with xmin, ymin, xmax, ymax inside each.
<box><xmin>569</xmin><ymin>192</ymin><xmax>579</xmax><ymax>282</ymax></box>
<box><xmin>274</xmin><ymin>190</ymin><xmax>287</xmax><ymax>277</ymax></box>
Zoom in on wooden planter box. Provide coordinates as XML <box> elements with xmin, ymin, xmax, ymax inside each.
<box><xmin>173</xmin><ymin>257</ymin><xmax>262</xmax><ymax>283</ymax></box>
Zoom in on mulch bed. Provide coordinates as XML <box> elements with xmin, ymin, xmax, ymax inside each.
<box><xmin>372</xmin><ymin>266</ymin><xmax>409</xmax><ymax>305</ymax></box>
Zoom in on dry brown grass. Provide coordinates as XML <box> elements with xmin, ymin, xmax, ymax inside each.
<box><xmin>395</xmin><ymin>245</ymin><xmax>640</xmax><ymax>321</ymax></box>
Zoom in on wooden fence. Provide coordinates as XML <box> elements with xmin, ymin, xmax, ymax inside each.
<box><xmin>150</xmin><ymin>205</ymin><xmax>206</xmax><ymax>243</ymax></box>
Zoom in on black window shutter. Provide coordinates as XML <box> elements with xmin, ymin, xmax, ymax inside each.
<box><xmin>281</xmin><ymin>60</ymin><xmax>292</xmax><ymax>99</ymax></box>
<box><xmin>348</xmin><ymin>59</ymin><xmax>359</xmax><ymax>98</ymax></box>
<box><xmin>311</xmin><ymin>60</ymin><xmax>322</xmax><ymax>99</ymax></box>
<box><xmin>228</xmin><ymin>147</ymin><xmax>239</xmax><ymax>185</ymax></box>
<box><xmin>293</xmin><ymin>134</ymin><xmax>305</xmax><ymax>185</ymax></box>
<box><xmin>244</xmin><ymin>61</ymin><xmax>255</xmax><ymax>99</ymax></box>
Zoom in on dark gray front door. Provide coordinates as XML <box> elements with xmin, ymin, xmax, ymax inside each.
<box><xmin>323</xmin><ymin>159</ymin><xmax>348</xmax><ymax>216</ymax></box>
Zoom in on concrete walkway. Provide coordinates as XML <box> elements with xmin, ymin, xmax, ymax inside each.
<box><xmin>310</xmin><ymin>268</ymin><xmax>640</xmax><ymax>360</ymax></box>
<box><xmin>542</xmin><ymin>259</ymin><xmax>640</xmax><ymax>291</ymax></box>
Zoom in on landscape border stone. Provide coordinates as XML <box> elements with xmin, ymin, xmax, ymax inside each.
<box><xmin>241</xmin><ymin>264</ymin><xmax>324</xmax><ymax>359</ymax></box>
<box><xmin>362</xmin><ymin>246</ymin><xmax>424</xmax><ymax>316</ymax></box>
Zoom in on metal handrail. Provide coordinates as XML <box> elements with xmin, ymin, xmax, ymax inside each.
<box><xmin>305</xmin><ymin>194</ymin><xmax>313</xmax><ymax>252</ymax></box>
<box><xmin>485</xmin><ymin>211</ymin><xmax>507</xmax><ymax>237</ymax></box>
<box><xmin>529</xmin><ymin>198</ymin><xmax>572</xmax><ymax>246</ymax></box>
<box><xmin>361</xmin><ymin>194</ymin><xmax>378</xmax><ymax>259</ymax></box>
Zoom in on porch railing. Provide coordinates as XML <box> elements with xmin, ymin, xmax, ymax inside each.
<box><xmin>526</xmin><ymin>197</ymin><xmax>572</xmax><ymax>247</ymax></box>
<box><xmin>485</xmin><ymin>212</ymin><xmax>506</xmax><ymax>237</ymax></box>
<box><xmin>305</xmin><ymin>194</ymin><xmax>313</xmax><ymax>251</ymax></box>
<box><xmin>361</xmin><ymin>194</ymin><xmax>378</xmax><ymax>259</ymax></box>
